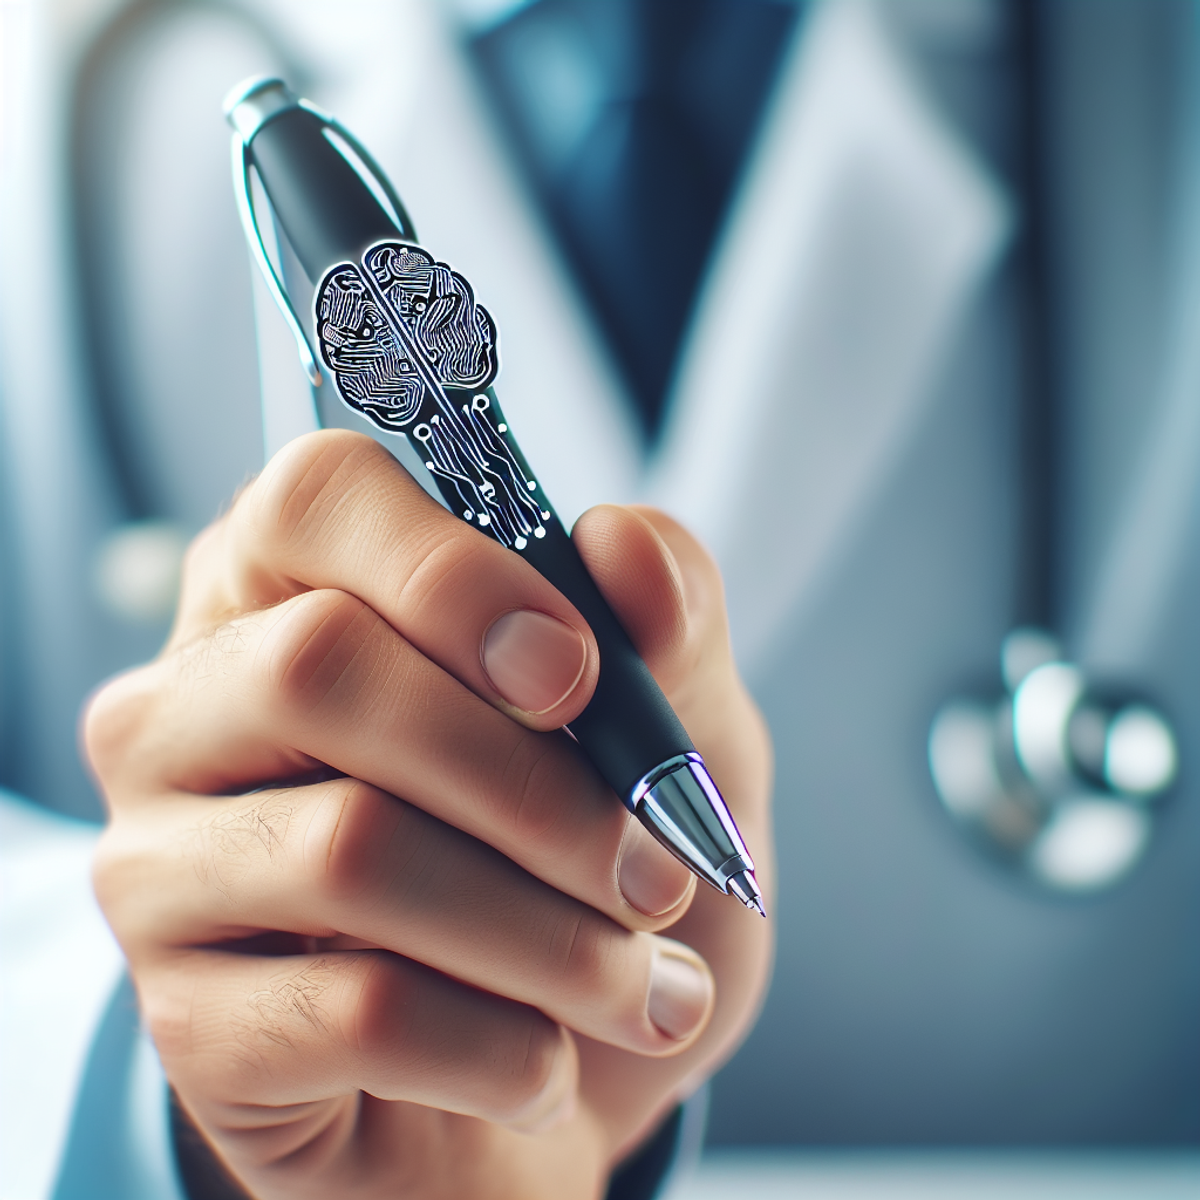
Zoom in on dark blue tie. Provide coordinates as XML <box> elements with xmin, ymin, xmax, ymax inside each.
<box><xmin>472</xmin><ymin>0</ymin><xmax>801</xmax><ymax>442</ymax></box>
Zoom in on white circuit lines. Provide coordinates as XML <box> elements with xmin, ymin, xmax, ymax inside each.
<box><xmin>316</xmin><ymin>240</ymin><xmax>550</xmax><ymax>548</ymax></box>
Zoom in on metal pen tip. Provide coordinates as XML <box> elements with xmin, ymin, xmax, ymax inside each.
<box><xmin>726</xmin><ymin>869</ymin><xmax>766</xmax><ymax>917</ymax></box>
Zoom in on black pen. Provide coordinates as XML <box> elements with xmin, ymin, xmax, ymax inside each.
<box><xmin>224</xmin><ymin>76</ymin><xmax>764</xmax><ymax>916</ymax></box>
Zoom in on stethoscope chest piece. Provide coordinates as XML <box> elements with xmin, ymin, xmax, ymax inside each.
<box><xmin>929</xmin><ymin>629</ymin><xmax>1177</xmax><ymax>892</ymax></box>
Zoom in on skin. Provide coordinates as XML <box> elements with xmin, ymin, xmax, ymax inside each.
<box><xmin>87</xmin><ymin>430</ymin><xmax>774</xmax><ymax>1200</ymax></box>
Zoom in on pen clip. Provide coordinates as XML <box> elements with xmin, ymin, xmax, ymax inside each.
<box><xmin>229</xmin><ymin>103</ymin><xmax>416</xmax><ymax>390</ymax></box>
<box><xmin>297</xmin><ymin>99</ymin><xmax>416</xmax><ymax>240</ymax></box>
<box><xmin>230</xmin><ymin>135</ymin><xmax>323</xmax><ymax>388</ymax></box>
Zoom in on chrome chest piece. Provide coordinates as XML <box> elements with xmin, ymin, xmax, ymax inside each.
<box><xmin>928</xmin><ymin>628</ymin><xmax>1178</xmax><ymax>892</ymax></box>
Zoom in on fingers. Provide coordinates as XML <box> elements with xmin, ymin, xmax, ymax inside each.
<box><xmin>174</xmin><ymin>429</ymin><xmax>599</xmax><ymax>731</ymax></box>
<box><xmin>573</xmin><ymin>505</ymin><xmax>773</xmax><ymax>831</ymax></box>
<box><xmin>142</xmin><ymin>948</ymin><xmax>578</xmax><ymax>1132</ymax></box>
<box><xmin>569</xmin><ymin>505</ymin><xmax>691</xmax><ymax>691</ymax></box>
<box><xmin>85</xmin><ymin>428</ymin><xmax>773</xmax><ymax>1186</ymax></box>
<box><xmin>85</xmin><ymin>589</ymin><xmax>695</xmax><ymax>930</ymax></box>
<box><xmin>98</xmin><ymin>778</ymin><xmax>715</xmax><ymax>1056</ymax></box>
<box><xmin>571</xmin><ymin>504</ymin><xmax>733</xmax><ymax>703</ymax></box>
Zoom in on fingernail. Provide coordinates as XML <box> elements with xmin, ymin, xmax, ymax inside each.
<box><xmin>482</xmin><ymin>610</ymin><xmax>587</xmax><ymax>715</ymax></box>
<box><xmin>618</xmin><ymin>819</ymin><xmax>694</xmax><ymax>917</ymax></box>
<box><xmin>647</xmin><ymin>947</ymin><xmax>713</xmax><ymax>1041</ymax></box>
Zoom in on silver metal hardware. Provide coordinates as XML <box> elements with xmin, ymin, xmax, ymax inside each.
<box><xmin>929</xmin><ymin>628</ymin><xmax>1178</xmax><ymax>892</ymax></box>
<box><xmin>222</xmin><ymin>75</ymin><xmax>296</xmax><ymax>142</ymax></box>
<box><xmin>632</xmin><ymin>753</ymin><xmax>761</xmax><ymax>911</ymax></box>
<box><xmin>228</xmin><ymin>134</ymin><xmax>322</xmax><ymax>387</ymax></box>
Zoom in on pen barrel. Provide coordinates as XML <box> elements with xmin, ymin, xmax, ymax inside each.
<box><xmin>229</xmin><ymin>80</ymin><xmax>758</xmax><ymax>901</ymax></box>
<box><xmin>250</xmin><ymin>107</ymin><xmax>401</xmax><ymax>278</ymax></box>
<box><xmin>528</xmin><ymin>528</ymin><xmax>756</xmax><ymax>894</ymax></box>
<box><xmin>241</xmin><ymin>100</ymin><xmax>695</xmax><ymax>800</ymax></box>
<box><xmin>521</xmin><ymin>523</ymin><xmax>694</xmax><ymax>804</ymax></box>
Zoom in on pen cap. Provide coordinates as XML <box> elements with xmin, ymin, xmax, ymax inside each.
<box><xmin>225</xmin><ymin>78</ymin><xmax>401</xmax><ymax>280</ymax></box>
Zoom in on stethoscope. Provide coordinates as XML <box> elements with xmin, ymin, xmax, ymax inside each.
<box><xmin>928</xmin><ymin>0</ymin><xmax>1180</xmax><ymax>893</ymax></box>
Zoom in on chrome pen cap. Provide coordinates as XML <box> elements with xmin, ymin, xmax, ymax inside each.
<box><xmin>223</xmin><ymin>75</ymin><xmax>299</xmax><ymax>141</ymax></box>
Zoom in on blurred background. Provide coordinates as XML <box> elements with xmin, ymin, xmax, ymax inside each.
<box><xmin>4</xmin><ymin>0</ymin><xmax>1200</xmax><ymax>1171</ymax></box>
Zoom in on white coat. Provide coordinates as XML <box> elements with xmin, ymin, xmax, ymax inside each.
<box><xmin>4</xmin><ymin>0</ymin><xmax>1198</xmax><ymax>1194</ymax></box>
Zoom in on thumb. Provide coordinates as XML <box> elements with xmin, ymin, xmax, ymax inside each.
<box><xmin>571</xmin><ymin>505</ymin><xmax>727</xmax><ymax>701</ymax></box>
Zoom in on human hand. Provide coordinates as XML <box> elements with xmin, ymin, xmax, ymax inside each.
<box><xmin>87</xmin><ymin>431</ymin><xmax>773</xmax><ymax>1200</ymax></box>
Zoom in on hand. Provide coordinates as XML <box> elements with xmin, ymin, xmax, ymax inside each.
<box><xmin>87</xmin><ymin>431</ymin><xmax>773</xmax><ymax>1200</ymax></box>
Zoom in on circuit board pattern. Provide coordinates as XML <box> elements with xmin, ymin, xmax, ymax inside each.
<box><xmin>315</xmin><ymin>241</ymin><xmax>549</xmax><ymax>549</ymax></box>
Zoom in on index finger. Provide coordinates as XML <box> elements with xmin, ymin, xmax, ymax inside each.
<box><xmin>174</xmin><ymin>429</ymin><xmax>599</xmax><ymax>732</ymax></box>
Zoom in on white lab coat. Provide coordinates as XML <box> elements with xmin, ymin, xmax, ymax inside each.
<box><xmin>8</xmin><ymin>0</ymin><xmax>1197</xmax><ymax>1194</ymax></box>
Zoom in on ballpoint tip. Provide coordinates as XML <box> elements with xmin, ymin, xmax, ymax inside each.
<box><xmin>726</xmin><ymin>869</ymin><xmax>766</xmax><ymax>918</ymax></box>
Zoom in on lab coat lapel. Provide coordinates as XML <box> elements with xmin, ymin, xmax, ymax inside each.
<box><xmin>649</xmin><ymin>0</ymin><xmax>1011</xmax><ymax>674</ymax></box>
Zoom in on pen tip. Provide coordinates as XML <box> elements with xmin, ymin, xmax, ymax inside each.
<box><xmin>726</xmin><ymin>869</ymin><xmax>767</xmax><ymax>918</ymax></box>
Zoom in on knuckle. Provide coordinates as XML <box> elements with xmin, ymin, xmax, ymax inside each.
<box><xmin>342</xmin><ymin>952</ymin><xmax>415</xmax><ymax>1061</ymax></box>
<box><xmin>393</xmin><ymin>529</ymin><xmax>487</xmax><ymax>621</ymax></box>
<box><xmin>140</xmin><ymin>968</ymin><xmax>196</xmax><ymax>1065</ymax></box>
<box><xmin>138</xmin><ymin>955</ymin><xmax>236</xmax><ymax>1087</ymax></box>
<box><xmin>251</xmin><ymin>429</ymin><xmax>391</xmax><ymax>560</ymax></box>
<box><xmin>309</xmin><ymin>779</ymin><xmax>411</xmax><ymax>908</ymax></box>
<box><xmin>499</xmin><ymin>1017</ymin><xmax>564</xmax><ymax>1120</ymax></box>
<box><xmin>546</xmin><ymin>909</ymin><xmax>619</xmax><ymax>1000</ymax></box>
<box><xmin>173</xmin><ymin>519</ymin><xmax>226</xmax><ymax>611</ymax></box>
<box><xmin>262</xmin><ymin>589</ymin><xmax>387</xmax><ymax>721</ymax></box>
<box><xmin>499</xmin><ymin>738</ymin><xmax>577</xmax><ymax>850</ymax></box>
<box><xmin>81</xmin><ymin>667</ymin><xmax>157</xmax><ymax>786</ymax></box>
<box><xmin>142</xmin><ymin>1007</ymin><xmax>187</xmax><ymax>1071</ymax></box>
<box><xmin>90</xmin><ymin>823</ymin><xmax>140</xmax><ymax>930</ymax></box>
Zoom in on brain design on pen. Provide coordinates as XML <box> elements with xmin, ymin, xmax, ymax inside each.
<box><xmin>315</xmin><ymin>244</ymin><xmax>497</xmax><ymax>429</ymax></box>
<box><xmin>368</xmin><ymin>243</ymin><xmax>498</xmax><ymax>389</ymax></box>
<box><xmin>315</xmin><ymin>240</ymin><xmax>549</xmax><ymax>550</ymax></box>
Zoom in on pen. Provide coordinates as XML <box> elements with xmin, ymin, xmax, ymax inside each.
<box><xmin>224</xmin><ymin>76</ymin><xmax>764</xmax><ymax>916</ymax></box>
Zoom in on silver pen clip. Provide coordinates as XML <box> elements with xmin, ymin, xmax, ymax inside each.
<box><xmin>224</xmin><ymin>76</ymin><xmax>415</xmax><ymax>389</ymax></box>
